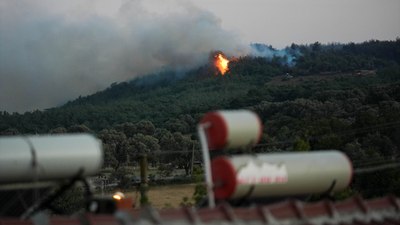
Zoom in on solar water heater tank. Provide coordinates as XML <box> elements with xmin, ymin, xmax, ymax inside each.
<box><xmin>0</xmin><ymin>134</ymin><xmax>103</xmax><ymax>184</ymax></box>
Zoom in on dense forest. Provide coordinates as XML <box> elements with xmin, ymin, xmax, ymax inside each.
<box><xmin>1</xmin><ymin>39</ymin><xmax>400</xmax><ymax>198</ymax></box>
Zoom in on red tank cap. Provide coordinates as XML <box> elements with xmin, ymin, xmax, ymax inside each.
<box><xmin>212</xmin><ymin>156</ymin><xmax>237</xmax><ymax>199</ymax></box>
<box><xmin>200</xmin><ymin>112</ymin><xmax>228</xmax><ymax>150</ymax></box>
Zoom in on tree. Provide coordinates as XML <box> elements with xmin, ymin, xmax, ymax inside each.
<box><xmin>343</xmin><ymin>140</ymin><xmax>364</xmax><ymax>161</ymax></box>
<box><xmin>117</xmin><ymin>122</ymin><xmax>137</xmax><ymax>138</ymax></box>
<box><xmin>67</xmin><ymin>124</ymin><xmax>91</xmax><ymax>133</ymax></box>
<box><xmin>110</xmin><ymin>166</ymin><xmax>134</xmax><ymax>189</ymax></box>
<box><xmin>128</xmin><ymin>134</ymin><xmax>159</xmax><ymax>154</ymax></box>
<box><xmin>0</xmin><ymin>128</ymin><xmax>19</xmax><ymax>135</ymax></box>
<box><xmin>51</xmin><ymin>186</ymin><xmax>84</xmax><ymax>215</ymax></box>
<box><xmin>135</xmin><ymin>120</ymin><xmax>156</xmax><ymax>135</ymax></box>
<box><xmin>165</xmin><ymin>118</ymin><xmax>190</xmax><ymax>133</ymax></box>
<box><xmin>170</xmin><ymin>133</ymin><xmax>198</xmax><ymax>176</ymax></box>
<box><xmin>293</xmin><ymin>137</ymin><xmax>310</xmax><ymax>151</ymax></box>
<box><xmin>98</xmin><ymin>129</ymin><xmax>129</xmax><ymax>169</ymax></box>
<box><xmin>313</xmin><ymin>133</ymin><xmax>342</xmax><ymax>150</ymax></box>
<box><xmin>50</xmin><ymin>127</ymin><xmax>67</xmax><ymax>134</ymax></box>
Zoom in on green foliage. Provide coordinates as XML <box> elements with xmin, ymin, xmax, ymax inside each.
<box><xmin>191</xmin><ymin>166</ymin><xmax>204</xmax><ymax>182</ymax></box>
<box><xmin>353</xmin><ymin>168</ymin><xmax>400</xmax><ymax>198</ymax></box>
<box><xmin>1</xmin><ymin>40</ymin><xmax>399</xmax><ymax>135</ymax></box>
<box><xmin>110</xmin><ymin>167</ymin><xmax>135</xmax><ymax>189</ymax></box>
<box><xmin>180</xmin><ymin>196</ymin><xmax>193</xmax><ymax>207</ymax></box>
<box><xmin>51</xmin><ymin>187</ymin><xmax>84</xmax><ymax>215</ymax></box>
<box><xmin>1</xmin><ymin>40</ymin><xmax>400</xmax><ymax>199</ymax></box>
<box><xmin>293</xmin><ymin>137</ymin><xmax>310</xmax><ymax>151</ymax></box>
<box><xmin>333</xmin><ymin>188</ymin><xmax>358</xmax><ymax>200</ymax></box>
<box><xmin>157</xmin><ymin>164</ymin><xmax>174</xmax><ymax>177</ymax></box>
<box><xmin>192</xmin><ymin>183</ymin><xmax>206</xmax><ymax>205</ymax></box>
<box><xmin>191</xmin><ymin>166</ymin><xmax>206</xmax><ymax>204</ymax></box>
<box><xmin>139</xmin><ymin>184</ymin><xmax>150</xmax><ymax>206</ymax></box>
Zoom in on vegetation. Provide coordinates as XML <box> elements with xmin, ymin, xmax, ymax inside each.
<box><xmin>1</xmin><ymin>39</ymin><xmax>400</xmax><ymax>200</ymax></box>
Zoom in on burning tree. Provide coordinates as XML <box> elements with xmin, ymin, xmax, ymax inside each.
<box><xmin>213</xmin><ymin>52</ymin><xmax>230</xmax><ymax>75</ymax></box>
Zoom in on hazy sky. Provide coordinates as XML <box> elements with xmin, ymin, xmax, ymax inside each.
<box><xmin>191</xmin><ymin>0</ymin><xmax>400</xmax><ymax>47</ymax></box>
<box><xmin>0</xmin><ymin>0</ymin><xmax>399</xmax><ymax>113</ymax></box>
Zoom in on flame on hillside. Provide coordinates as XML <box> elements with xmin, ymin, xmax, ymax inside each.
<box><xmin>214</xmin><ymin>53</ymin><xmax>230</xmax><ymax>75</ymax></box>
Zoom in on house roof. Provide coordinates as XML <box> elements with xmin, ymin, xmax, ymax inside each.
<box><xmin>0</xmin><ymin>195</ymin><xmax>399</xmax><ymax>225</ymax></box>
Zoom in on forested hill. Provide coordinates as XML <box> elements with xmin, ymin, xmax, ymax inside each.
<box><xmin>1</xmin><ymin>40</ymin><xmax>399</xmax><ymax>135</ymax></box>
<box><xmin>1</xmin><ymin>39</ymin><xmax>400</xmax><ymax>197</ymax></box>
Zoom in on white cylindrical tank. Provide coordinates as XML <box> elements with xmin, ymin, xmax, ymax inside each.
<box><xmin>200</xmin><ymin>110</ymin><xmax>262</xmax><ymax>150</ymax></box>
<box><xmin>0</xmin><ymin>134</ymin><xmax>103</xmax><ymax>184</ymax></box>
<box><xmin>211</xmin><ymin>150</ymin><xmax>352</xmax><ymax>200</ymax></box>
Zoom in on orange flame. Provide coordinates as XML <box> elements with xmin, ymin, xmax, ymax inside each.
<box><xmin>214</xmin><ymin>53</ymin><xmax>229</xmax><ymax>75</ymax></box>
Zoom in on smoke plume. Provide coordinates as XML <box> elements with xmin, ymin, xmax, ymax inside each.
<box><xmin>0</xmin><ymin>0</ymin><xmax>245</xmax><ymax>112</ymax></box>
<box><xmin>250</xmin><ymin>43</ymin><xmax>301</xmax><ymax>66</ymax></box>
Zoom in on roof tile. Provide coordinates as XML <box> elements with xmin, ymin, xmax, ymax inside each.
<box><xmin>1</xmin><ymin>195</ymin><xmax>399</xmax><ymax>225</ymax></box>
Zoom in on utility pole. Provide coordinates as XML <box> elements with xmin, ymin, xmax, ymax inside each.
<box><xmin>190</xmin><ymin>143</ymin><xmax>195</xmax><ymax>175</ymax></box>
<box><xmin>139</xmin><ymin>154</ymin><xmax>149</xmax><ymax>206</ymax></box>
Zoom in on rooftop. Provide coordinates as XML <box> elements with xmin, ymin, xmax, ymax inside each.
<box><xmin>1</xmin><ymin>195</ymin><xmax>399</xmax><ymax>225</ymax></box>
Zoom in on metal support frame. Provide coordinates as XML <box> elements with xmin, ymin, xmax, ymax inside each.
<box><xmin>197</xmin><ymin>123</ymin><xmax>215</xmax><ymax>208</ymax></box>
<box><xmin>21</xmin><ymin>168</ymin><xmax>92</xmax><ymax>219</ymax></box>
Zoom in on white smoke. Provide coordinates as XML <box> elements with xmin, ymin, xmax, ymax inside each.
<box><xmin>250</xmin><ymin>43</ymin><xmax>301</xmax><ymax>66</ymax></box>
<box><xmin>0</xmin><ymin>0</ymin><xmax>245</xmax><ymax>112</ymax></box>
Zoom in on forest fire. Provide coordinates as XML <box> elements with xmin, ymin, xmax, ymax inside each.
<box><xmin>214</xmin><ymin>53</ymin><xmax>230</xmax><ymax>75</ymax></box>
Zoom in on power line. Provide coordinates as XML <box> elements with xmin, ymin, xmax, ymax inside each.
<box><xmin>353</xmin><ymin>159</ymin><xmax>400</xmax><ymax>167</ymax></box>
<box><xmin>149</xmin><ymin>150</ymin><xmax>200</xmax><ymax>155</ymax></box>
<box><xmin>331</xmin><ymin>121</ymin><xmax>400</xmax><ymax>137</ymax></box>
<box><xmin>354</xmin><ymin>162</ymin><xmax>400</xmax><ymax>174</ymax></box>
<box><xmin>256</xmin><ymin>120</ymin><xmax>400</xmax><ymax>148</ymax></box>
<box><xmin>103</xmin><ymin>120</ymin><xmax>400</xmax><ymax>154</ymax></box>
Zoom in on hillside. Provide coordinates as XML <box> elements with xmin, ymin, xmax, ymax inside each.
<box><xmin>1</xmin><ymin>40</ymin><xmax>400</xmax><ymax>199</ymax></box>
<box><xmin>0</xmin><ymin>40</ymin><xmax>398</xmax><ymax>132</ymax></box>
